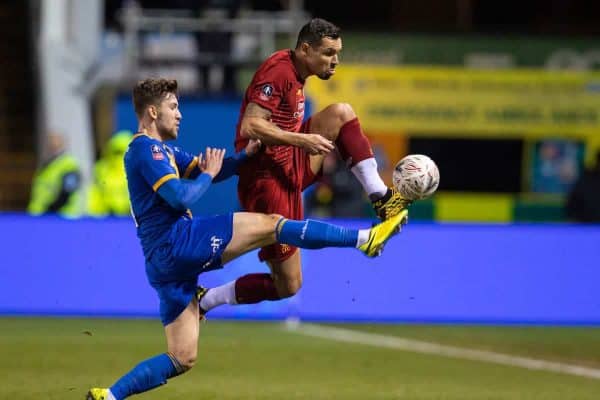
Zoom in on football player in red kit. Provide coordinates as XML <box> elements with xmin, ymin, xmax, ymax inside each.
<box><xmin>195</xmin><ymin>18</ymin><xmax>410</xmax><ymax>312</ymax></box>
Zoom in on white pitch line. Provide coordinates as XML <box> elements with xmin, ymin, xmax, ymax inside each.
<box><xmin>284</xmin><ymin>322</ymin><xmax>600</xmax><ymax>380</ymax></box>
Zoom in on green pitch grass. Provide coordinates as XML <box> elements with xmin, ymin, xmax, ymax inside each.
<box><xmin>2</xmin><ymin>317</ymin><xmax>600</xmax><ymax>400</ymax></box>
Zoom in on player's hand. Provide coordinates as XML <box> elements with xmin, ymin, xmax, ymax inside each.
<box><xmin>300</xmin><ymin>134</ymin><xmax>335</xmax><ymax>155</ymax></box>
<box><xmin>199</xmin><ymin>147</ymin><xmax>225</xmax><ymax>178</ymax></box>
<box><xmin>245</xmin><ymin>138</ymin><xmax>262</xmax><ymax>157</ymax></box>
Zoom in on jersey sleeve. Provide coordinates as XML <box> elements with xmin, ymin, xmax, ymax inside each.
<box><xmin>136</xmin><ymin>142</ymin><xmax>179</xmax><ymax>191</ymax></box>
<box><xmin>246</xmin><ymin>65</ymin><xmax>288</xmax><ymax>112</ymax></box>
<box><xmin>171</xmin><ymin>145</ymin><xmax>200</xmax><ymax>179</ymax></box>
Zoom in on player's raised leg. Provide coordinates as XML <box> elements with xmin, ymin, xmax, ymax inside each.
<box><xmin>307</xmin><ymin>103</ymin><xmax>411</xmax><ymax>220</ymax></box>
<box><xmin>197</xmin><ymin>210</ymin><xmax>407</xmax><ymax>313</ymax></box>
<box><xmin>86</xmin><ymin>300</ymin><xmax>198</xmax><ymax>400</ymax></box>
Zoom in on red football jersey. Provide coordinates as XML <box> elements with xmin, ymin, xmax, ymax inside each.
<box><xmin>235</xmin><ymin>49</ymin><xmax>306</xmax><ymax>152</ymax></box>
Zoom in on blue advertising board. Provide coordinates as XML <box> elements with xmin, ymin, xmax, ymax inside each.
<box><xmin>1</xmin><ymin>214</ymin><xmax>599</xmax><ymax>325</ymax></box>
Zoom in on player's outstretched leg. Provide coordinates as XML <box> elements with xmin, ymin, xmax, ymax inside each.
<box><xmin>310</xmin><ymin>103</ymin><xmax>412</xmax><ymax>220</ymax></box>
<box><xmin>197</xmin><ymin>211</ymin><xmax>408</xmax><ymax>313</ymax></box>
<box><xmin>336</xmin><ymin>115</ymin><xmax>412</xmax><ymax>220</ymax></box>
<box><xmin>357</xmin><ymin>209</ymin><xmax>408</xmax><ymax>257</ymax></box>
<box><xmin>274</xmin><ymin>210</ymin><xmax>407</xmax><ymax>256</ymax></box>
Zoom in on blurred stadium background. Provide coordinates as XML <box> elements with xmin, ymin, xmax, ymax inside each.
<box><xmin>2</xmin><ymin>0</ymin><xmax>600</xmax><ymax>399</ymax></box>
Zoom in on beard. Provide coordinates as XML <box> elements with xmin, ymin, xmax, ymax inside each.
<box><xmin>157</xmin><ymin>114</ymin><xmax>177</xmax><ymax>140</ymax></box>
<box><xmin>316</xmin><ymin>65</ymin><xmax>335</xmax><ymax>80</ymax></box>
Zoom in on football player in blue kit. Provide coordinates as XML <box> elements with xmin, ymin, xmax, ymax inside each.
<box><xmin>86</xmin><ymin>78</ymin><xmax>407</xmax><ymax>400</ymax></box>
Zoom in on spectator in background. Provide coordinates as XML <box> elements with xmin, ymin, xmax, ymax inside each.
<box><xmin>305</xmin><ymin>152</ymin><xmax>368</xmax><ymax>218</ymax></box>
<box><xmin>87</xmin><ymin>130</ymin><xmax>133</xmax><ymax>217</ymax></box>
<box><xmin>28</xmin><ymin>133</ymin><xmax>82</xmax><ymax>217</ymax></box>
<box><xmin>565</xmin><ymin>150</ymin><xmax>600</xmax><ymax>222</ymax></box>
<box><xmin>533</xmin><ymin>140</ymin><xmax>581</xmax><ymax>194</ymax></box>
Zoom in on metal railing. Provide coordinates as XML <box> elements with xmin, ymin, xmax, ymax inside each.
<box><xmin>118</xmin><ymin>4</ymin><xmax>310</xmax><ymax>83</ymax></box>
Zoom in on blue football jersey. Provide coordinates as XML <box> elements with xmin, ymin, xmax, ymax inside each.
<box><xmin>124</xmin><ymin>133</ymin><xmax>199</xmax><ymax>255</ymax></box>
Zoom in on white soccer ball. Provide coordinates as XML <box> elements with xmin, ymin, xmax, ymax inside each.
<box><xmin>392</xmin><ymin>154</ymin><xmax>440</xmax><ymax>201</ymax></box>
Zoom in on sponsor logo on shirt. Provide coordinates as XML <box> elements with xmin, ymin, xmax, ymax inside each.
<box><xmin>293</xmin><ymin>100</ymin><xmax>305</xmax><ymax>120</ymax></box>
<box><xmin>210</xmin><ymin>235</ymin><xmax>224</xmax><ymax>254</ymax></box>
<box><xmin>151</xmin><ymin>144</ymin><xmax>164</xmax><ymax>160</ymax></box>
<box><xmin>259</xmin><ymin>84</ymin><xmax>274</xmax><ymax>101</ymax></box>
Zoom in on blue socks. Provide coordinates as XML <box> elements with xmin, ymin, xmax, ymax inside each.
<box><xmin>110</xmin><ymin>353</ymin><xmax>184</xmax><ymax>399</ymax></box>
<box><xmin>276</xmin><ymin>218</ymin><xmax>358</xmax><ymax>249</ymax></box>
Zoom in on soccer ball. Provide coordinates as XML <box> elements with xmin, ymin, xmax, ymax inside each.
<box><xmin>392</xmin><ymin>154</ymin><xmax>440</xmax><ymax>201</ymax></box>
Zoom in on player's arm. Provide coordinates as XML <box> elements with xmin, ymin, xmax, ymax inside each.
<box><xmin>181</xmin><ymin>139</ymin><xmax>260</xmax><ymax>181</ymax></box>
<box><xmin>211</xmin><ymin>139</ymin><xmax>261</xmax><ymax>183</ymax></box>
<box><xmin>157</xmin><ymin>148</ymin><xmax>225</xmax><ymax>210</ymax></box>
<box><xmin>158</xmin><ymin>174</ymin><xmax>212</xmax><ymax>210</ymax></box>
<box><xmin>183</xmin><ymin>152</ymin><xmax>246</xmax><ymax>183</ymax></box>
<box><xmin>240</xmin><ymin>103</ymin><xmax>334</xmax><ymax>155</ymax></box>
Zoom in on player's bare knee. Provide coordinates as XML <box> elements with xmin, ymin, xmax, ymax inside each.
<box><xmin>267</xmin><ymin>213</ymin><xmax>283</xmax><ymax>223</ymax></box>
<box><xmin>170</xmin><ymin>350</ymin><xmax>197</xmax><ymax>371</ymax></box>
<box><xmin>267</xmin><ymin>213</ymin><xmax>285</xmax><ymax>231</ymax></box>
<box><xmin>180</xmin><ymin>356</ymin><xmax>196</xmax><ymax>370</ymax></box>
<box><xmin>327</xmin><ymin>102</ymin><xmax>356</xmax><ymax>124</ymax></box>
<box><xmin>252</xmin><ymin>214</ymin><xmax>283</xmax><ymax>246</ymax></box>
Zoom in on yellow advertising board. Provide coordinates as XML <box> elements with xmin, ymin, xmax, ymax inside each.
<box><xmin>306</xmin><ymin>66</ymin><xmax>600</xmax><ymax>139</ymax></box>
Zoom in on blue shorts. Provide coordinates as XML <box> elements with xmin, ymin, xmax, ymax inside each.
<box><xmin>145</xmin><ymin>213</ymin><xmax>234</xmax><ymax>326</ymax></box>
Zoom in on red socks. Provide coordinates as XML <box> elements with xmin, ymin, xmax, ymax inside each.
<box><xmin>335</xmin><ymin>118</ymin><xmax>374</xmax><ymax>167</ymax></box>
<box><xmin>234</xmin><ymin>273</ymin><xmax>280</xmax><ymax>304</ymax></box>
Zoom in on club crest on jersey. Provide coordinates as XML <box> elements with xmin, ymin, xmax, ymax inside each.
<box><xmin>259</xmin><ymin>84</ymin><xmax>274</xmax><ymax>100</ymax></box>
<box><xmin>151</xmin><ymin>144</ymin><xmax>164</xmax><ymax>160</ymax></box>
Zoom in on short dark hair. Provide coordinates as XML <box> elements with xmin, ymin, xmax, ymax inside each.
<box><xmin>295</xmin><ymin>18</ymin><xmax>341</xmax><ymax>49</ymax></box>
<box><xmin>132</xmin><ymin>78</ymin><xmax>178</xmax><ymax>117</ymax></box>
